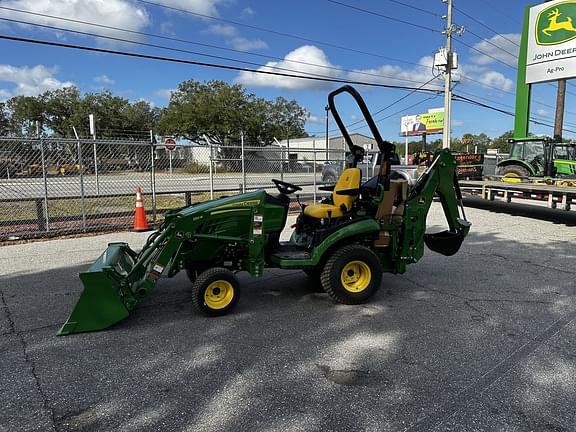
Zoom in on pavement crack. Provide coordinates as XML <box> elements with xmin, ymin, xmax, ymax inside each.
<box><xmin>406</xmin><ymin>308</ymin><xmax>576</xmax><ymax>432</ymax></box>
<box><xmin>0</xmin><ymin>288</ymin><xmax>58</xmax><ymax>432</ymax></box>
<box><xmin>0</xmin><ymin>288</ymin><xmax>15</xmax><ymax>335</ymax></box>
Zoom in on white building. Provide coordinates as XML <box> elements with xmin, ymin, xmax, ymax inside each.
<box><xmin>277</xmin><ymin>133</ymin><xmax>377</xmax><ymax>164</ymax></box>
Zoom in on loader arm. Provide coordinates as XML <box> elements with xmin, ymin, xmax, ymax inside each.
<box><xmin>399</xmin><ymin>149</ymin><xmax>471</xmax><ymax>265</ymax></box>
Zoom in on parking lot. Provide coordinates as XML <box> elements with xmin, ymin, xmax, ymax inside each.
<box><xmin>1</xmin><ymin>200</ymin><xmax>575</xmax><ymax>432</ymax></box>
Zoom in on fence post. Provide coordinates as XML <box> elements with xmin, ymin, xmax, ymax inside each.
<box><xmin>77</xmin><ymin>139</ymin><xmax>87</xmax><ymax>231</ymax></box>
<box><xmin>241</xmin><ymin>132</ymin><xmax>246</xmax><ymax>193</ymax></box>
<box><xmin>204</xmin><ymin>134</ymin><xmax>214</xmax><ymax>199</ymax></box>
<box><xmin>313</xmin><ymin>139</ymin><xmax>317</xmax><ymax>202</ymax></box>
<box><xmin>274</xmin><ymin>137</ymin><xmax>284</xmax><ymax>181</ymax></box>
<box><xmin>93</xmin><ymin>138</ymin><xmax>100</xmax><ymax>195</ymax></box>
<box><xmin>150</xmin><ymin>132</ymin><xmax>157</xmax><ymax>222</ymax></box>
<box><xmin>39</xmin><ymin>137</ymin><xmax>50</xmax><ymax>232</ymax></box>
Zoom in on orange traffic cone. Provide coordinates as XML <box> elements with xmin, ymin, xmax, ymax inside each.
<box><xmin>133</xmin><ymin>186</ymin><xmax>149</xmax><ymax>231</ymax></box>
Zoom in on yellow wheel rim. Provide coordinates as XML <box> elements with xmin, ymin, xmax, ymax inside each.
<box><xmin>340</xmin><ymin>261</ymin><xmax>371</xmax><ymax>293</ymax></box>
<box><xmin>204</xmin><ymin>280</ymin><xmax>234</xmax><ymax>310</ymax></box>
<box><xmin>502</xmin><ymin>173</ymin><xmax>522</xmax><ymax>183</ymax></box>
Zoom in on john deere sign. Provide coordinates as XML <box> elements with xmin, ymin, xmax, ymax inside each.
<box><xmin>527</xmin><ymin>0</ymin><xmax>576</xmax><ymax>83</ymax></box>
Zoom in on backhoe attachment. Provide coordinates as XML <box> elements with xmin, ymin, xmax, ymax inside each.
<box><xmin>404</xmin><ymin>149</ymin><xmax>471</xmax><ymax>260</ymax></box>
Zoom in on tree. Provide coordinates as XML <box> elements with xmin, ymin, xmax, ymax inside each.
<box><xmin>490</xmin><ymin>130</ymin><xmax>514</xmax><ymax>153</ymax></box>
<box><xmin>158</xmin><ymin>80</ymin><xmax>249</xmax><ymax>144</ymax></box>
<box><xmin>6</xmin><ymin>95</ymin><xmax>45</xmax><ymax>136</ymax></box>
<box><xmin>122</xmin><ymin>100</ymin><xmax>160</xmax><ymax>134</ymax></box>
<box><xmin>0</xmin><ymin>102</ymin><xmax>10</xmax><ymax>136</ymax></box>
<box><xmin>158</xmin><ymin>80</ymin><xmax>308</xmax><ymax>145</ymax></box>
<box><xmin>267</xmin><ymin>96</ymin><xmax>308</xmax><ymax>142</ymax></box>
<box><xmin>451</xmin><ymin>133</ymin><xmax>491</xmax><ymax>153</ymax></box>
<box><xmin>42</xmin><ymin>87</ymin><xmax>82</xmax><ymax>137</ymax></box>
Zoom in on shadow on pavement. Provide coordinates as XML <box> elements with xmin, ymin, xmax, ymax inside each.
<box><xmin>0</xmin><ymin>228</ymin><xmax>575</xmax><ymax>432</ymax></box>
<box><xmin>464</xmin><ymin>196</ymin><xmax>576</xmax><ymax>227</ymax></box>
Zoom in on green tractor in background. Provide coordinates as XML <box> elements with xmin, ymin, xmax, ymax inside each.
<box><xmin>497</xmin><ymin>137</ymin><xmax>576</xmax><ymax>182</ymax></box>
<box><xmin>59</xmin><ymin>86</ymin><xmax>471</xmax><ymax>336</ymax></box>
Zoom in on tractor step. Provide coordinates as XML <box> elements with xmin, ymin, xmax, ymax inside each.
<box><xmin>270</xmin><ymin>243</ymin><xmax>311</xmax><ymax>261</ymax></box>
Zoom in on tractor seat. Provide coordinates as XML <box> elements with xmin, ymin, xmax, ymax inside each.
<box><xmin>304</xmin><ymin>168</ymin><xmax>361</xmax><ymax>219</ymax></box>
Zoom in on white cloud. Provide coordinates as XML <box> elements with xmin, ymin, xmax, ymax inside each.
<box><xmin>347</xmin><ymin>56</ymin><xmax>443</xmax><ymax>90</ymax></box>
<box><xmin>159</xmin><ymin>21</ymin><xmax>176</xmax><ymax>36</ymax></box>
<box><xmin>469</xmin><ymin>33</ymin><xmax>520</xmax><ymax>67</ymax></box>
<box><xmin>207</xmin><ymin>23</ymin><xmax>267</xmax><ymax>52</ymax></box>
<box><xmin>474</xmin><ymin>70</ymin><xmax>514</xmax><ymax>92</ymax></box>
<box><xmin>307</xmin><ymin>114</ymin><xmax>323</xmax><ymax>125</ymax></box>
<box><xmin>93</xmin><ymin>75</ymin><xmax>114</xmax><ymax>86</ymax></box>
<box><xmin>0</xmin><ymin>0</ymin><xmax>150</xmax><ymax>42</ymax></box>
<box><xmin>153</xmin><ymin>0</ymin><xmax>228</xmax><ymax>17</ymax></box>
<box><xmin>236</xmin><ymin>45</ymin><xmax>341</xmax><ymax>90</ymax></box>
<box><xmin>206</xmin><ymin>24</ymin><xmax>238</xmax><ymax>37</ymax></box>
<box><xmin>460</xmin><ymin>64</ymin><xmax>514</xmax><ymax>92</ymax></box>
<box><xmin>240</xmin><ymin>7</ymin><xmax>255</xmax><ymax>18</ymax></box>
<box><xmin>0</xmin><ymin>64</ymin><xmax>73</xmax><ymax>99</ymax></box>
<box><xmin>229</xmin><ymin>37</ymin><xmax>267</xmax><ymax>51</ymax></box>
<box><xmin>155</xmin><ymin>88</ymin><xmax>176</xmax><ymax>99</ymax></box>
<box><xmin>452</xmin><ymin>119</ymin><xmax>464</xmax><ymax>127</ymax></box>
<box><xmin>537</xmin><ymin>108</ymin><xmax>548</xmax><ymax>117</ymax></box>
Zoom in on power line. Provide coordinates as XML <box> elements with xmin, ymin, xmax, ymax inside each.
<box><xmin>0</xmin><ymin>15</ymin><xmax>439</xmax><ymax>87</ymax></box>
<box><xmin>453</xmin><ymin>93</ymin><xmax>576</xmax><ymax>134</ymax></box>
<box><xmin>453</xmin><ymin>5</ymin><xmax>519</xmax><ymax>47</ymax></box>
<box><xmin>474</xmin><ymin>0</ymin><xmax>521</xmax><ymax>26</ymax></box>
<box><xmin>383</xmin><ymin>0</ymin><xmax>440</xmax><ymax>17</ymax></box>
<box><xmin>0</xmin><ymin>34</ymin><xmax>446</xmax><ymax>95</ymax></box>
<box><xmin>348</xmin><ymin>95</ymin><xmax>441</xmax><ymax>133</ymax></box>
<box><xmin>310</xmin><ymin>75</ymin><xmax>442</xmax><ymax>134</ymax></box>
<box><xmin>325</xmin><ymin>0</ymin><xmax>441</xmax><ymax>33</ymax></box>
<box><xmin>454</xmin><ymin>38</ymin><xmax>516</xmax><ymax>69</ymax></box>
<box><xmin>131</xmin><ymin>0</ymin><xmax>428</xmax><ymax>66</ymax></box>
<box><xmin>464</xmin><ymin>27</ymin><xmax>518</xmax><ymax>59</ymax></box>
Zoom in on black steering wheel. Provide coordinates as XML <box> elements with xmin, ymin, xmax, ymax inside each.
<box><xmin>272</xmin><ymin>179</ymin><xmax>302</xmax><ymax>195</ymax></box>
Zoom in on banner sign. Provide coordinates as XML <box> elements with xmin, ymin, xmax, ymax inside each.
<box><xmin>455</xmin><ymin>153</ymin><xmax>484</xmax><ymax>180</ymax></box>
<box><xmin>526</xmin><ymin>0</ymin><xmax>576</xmax><ymax>83</ymax></box>
<box><xmin>400</xmin><ymin>111</ymin><xmax>444</xmax><ymax>136</ymax></box>
<box><xmin>454</xmin><ymin>153</ymin><xmax>484</xmax><ymax>165</ymax></box>
<box><xmin>456</xmin><ymin>165</ymin><xmax>483</xmax><ymax>180</ymax></box>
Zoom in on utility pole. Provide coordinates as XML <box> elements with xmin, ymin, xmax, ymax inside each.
<box><xmin>554</xmin><ymin>80</ymin><xmax>566</xmax><ymax>140</ymax></box>
<box><xmin>442</xmin><ymin>0</ymin><xmax>454</xmax><ymax>150</ymax></box>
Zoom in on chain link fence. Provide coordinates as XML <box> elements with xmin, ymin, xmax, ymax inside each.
<box><xmin>1</xmin><ymin>135</ymin><xmax>498</xmax><ymax>241</ymax></box>
<box><xmin>0</xmin><ymin>136</ymin><xmax>350</xmax><ymax>240</ymax></box>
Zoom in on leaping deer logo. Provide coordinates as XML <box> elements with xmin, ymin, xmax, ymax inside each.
<box><xmin>542</xmin><ymin>8</ymin><xmax>576</xmax><ymax>36</ymax></box>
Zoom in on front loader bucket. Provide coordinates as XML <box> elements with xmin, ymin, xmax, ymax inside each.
<box><xmin>424</xmin><ymin>231</ymin><xmax>466</xmax><ymax>256</ymax></box>
<box><xmin>58</xmin><ymin>242</ymin><xmax>137</xmax><ymax>336</ymax></box>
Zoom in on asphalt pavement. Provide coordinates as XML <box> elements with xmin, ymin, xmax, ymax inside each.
<box><xmin>0</xmin><ymin>202</ymin><xmax>575</xmax><ymax>431</ymax></box>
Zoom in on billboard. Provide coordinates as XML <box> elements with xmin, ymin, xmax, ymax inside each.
<box><xmin>400</xmin><ymin>111</ymin><xmax>444</xmax><ymax>136</ymax></box>
<box><xmin>526</xmin><ymin>0</ymin><xmax>576</xmax><ymax>83</ymax></box>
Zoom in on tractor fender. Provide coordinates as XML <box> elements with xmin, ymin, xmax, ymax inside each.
<box><xmin>310</xmin><ymin>218</ymin><xmax>381</xmax><ymax>265</ymax></box>
<box><xmin>496</xmin><ymin>158</ymin><xmax>535</xmax><ymax>175</ymax></box>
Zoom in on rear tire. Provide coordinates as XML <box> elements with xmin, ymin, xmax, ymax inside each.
<box><xmin>499</xmin><ymin>165</ymin><xmax>529</xmax><ymax>182</ymax></box>
<box><xmin>320</xmin><ymin>244</ymin><xmax>382</xmax><ymax>304</ymax></box>
<box><xmin>192</xmin><ymin>268</ymin><xmax>240</xmax><ymax>316</ymax></box>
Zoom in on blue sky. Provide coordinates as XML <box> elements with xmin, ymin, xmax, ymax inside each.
<box><xmin>0</xmin><ymin>0</ymin><xmax>573</xmax><ymax>141</ymax></box>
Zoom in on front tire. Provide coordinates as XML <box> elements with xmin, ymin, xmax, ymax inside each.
<box><xmin>320</xmin><ymin>245</ymin><xmax>382</xmax><ymax>304</ymax></box>
<box><xmin>192</xmin><ymin>268</ymin><xmax>240</xmax><ymax>316</ymax></box>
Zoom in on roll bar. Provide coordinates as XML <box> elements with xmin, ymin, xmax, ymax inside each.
<box><xmin>327</xmin><ymin>85</ymin><xmax>396</xmax><ymax>189</ymax></box>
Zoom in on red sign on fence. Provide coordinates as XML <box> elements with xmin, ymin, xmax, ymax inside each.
<box><xmin>164</xmin><ymin>137</ymin><xmax>176</xmax><ymax>151</ymax></box>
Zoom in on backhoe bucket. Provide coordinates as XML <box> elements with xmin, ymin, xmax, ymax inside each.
<box><xmin>424</xmin><ymin>231</ymin><xmax>466</xmax><ymax>256</ymax></box>
<box><xmin>58</xmin><ymin>242</ymin><xmax>137</xmax><ymax>336</ymax></box>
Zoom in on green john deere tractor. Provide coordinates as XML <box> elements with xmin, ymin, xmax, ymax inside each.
<box><xmin>497</xmin><ymin>137</ymin><xmax>576</xmax><ymax>182</ymax></box>
<box><xmin>59</xmin><ymin>86</ymin><xmax>471</xmax><ymax>336</ymax></box>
